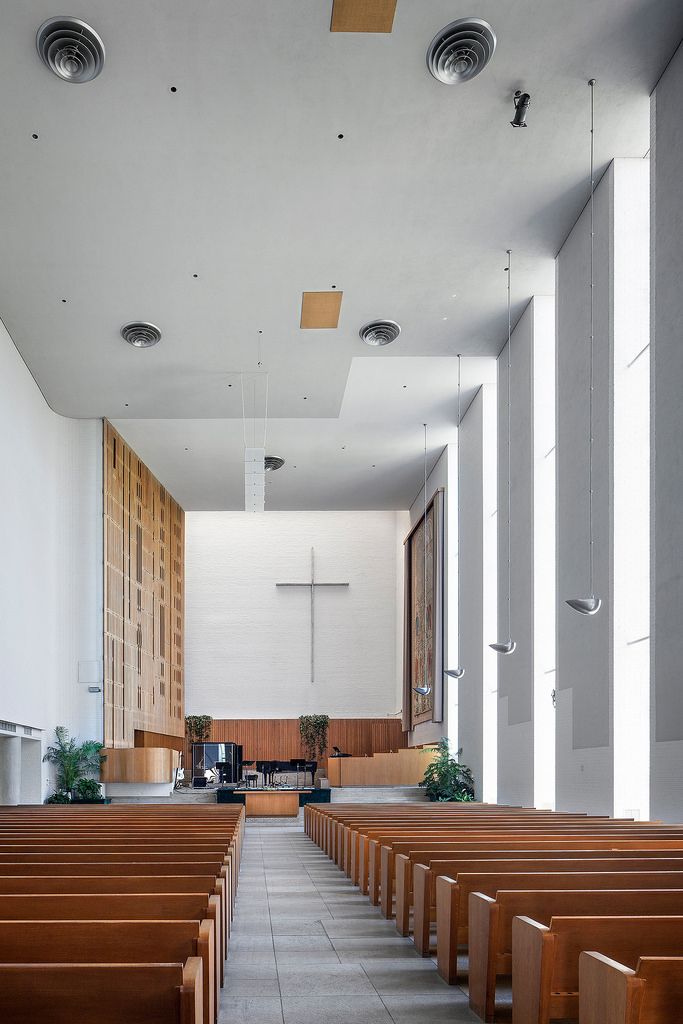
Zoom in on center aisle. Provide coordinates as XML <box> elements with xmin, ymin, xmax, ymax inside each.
<box><xmin>223</xmin><ymin>816</ymin><xmax>479</xmax><ymax>1024</ymax></box>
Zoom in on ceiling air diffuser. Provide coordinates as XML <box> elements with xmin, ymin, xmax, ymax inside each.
<box><xmin>427</xmin><ymin>18</ymin><xmax>496</xmax><ymax>85</ymax></box>
<box><xmin>36</xmin><ymin>17</ymin><xmax>105</xmax><ymax>83</ymax></box>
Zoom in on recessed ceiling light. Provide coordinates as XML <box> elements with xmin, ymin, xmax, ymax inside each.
<box><xmin>170</xmin><ymin>86</ymin><xmax>177</xmax><ymax>93</ymax></box>
<box><xmin>184</xmin><ymin>447</ymin><xmax>189</xmax><ymax>451</ymax></box>
<box><xmin>451</xmin><ymin>293</ymin><xmax>457</xmax><ymax>298</ymax></box>
<box><xmin>120</xmin><ymin>322</ymin><xmax>162</xmax><ymax>348</ymax></box>
<box><xmin>32</xmin><ymin>133</ymin><xmax>38</xmax><ymax>140</ymax></box>
<box><xmin>427</xmin><ymin>18</ymin><xmax>496</xmax><ymax>85</ymax></box>
<box><xmin>403</xmin><ymin>385</ymin><xmax>407</xmax><ymax>389</ymax></box>
<box><xmin>192</xmin><ymin>273</ymin><xmax>198</xmax><ymax>278</ymax></box>
<box><xmin>359</xmin><ymin>320</ymin><xmax>401</xmax><ymax>347</ymax></box>
<box><xmin>303</xmin><ymin>396</ymin><xmax>308</xmax><ymax>400</ymax></box>
<box><xmin>36</xmin><ymin>17</ymin><xmax>105</xmax><ymax>83</ymax></box>
<box><xmin>61</xmin><ymin>298</ymin><xmax>67</xmax><ymax>303</ymax></box>
<box><xmin>124</xmin><ymin>403</ymin><xmax>129</xmax><ymax>407</ymax></box>
<box><xmin>442</xmin><ymin>316</ymin><xmax>448</xmax><ymax>321</ymax></box>
<box><xmin>265</xmin><ymin>456</ymin><xmax>285</xmax><ymax>472</ymax></box>
<box><xmin>337</xmin><ymin>134</ymin><xmax>344</xmax><ymax>139</ymax></box>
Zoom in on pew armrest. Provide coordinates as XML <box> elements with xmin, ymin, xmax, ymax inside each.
<box><xmin>435</xmin><ymin>875</ymin><xmax>460</xmax><ymax>985</ymax></box>
<box><xmin>579</xmin><ymin>952</ymin><xmax>643</xmax><ymax>1024</ymax></box>
<box><xmin>511</xmin><ymin>916</ymin><xmax>553</xmax><ymax>1024</ymax></box>
<box><xmin>180</xmin><ymin>957</ymin><xmax>204</xmax><ymax>1024</ymax></box>
<box><xmin>197</xmin><ymin>919</ymin><xmax>216</xmax><ymax>1024</ymax></box>
<box><xmin>468</xmin><ymin>892</ymin><xmax>497</xmax><ymax>1022</ymax></box>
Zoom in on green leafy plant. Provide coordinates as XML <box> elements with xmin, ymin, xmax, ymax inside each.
<box><xmin>419</xmin><ymin>739</ymin><xmax>475</xmax><ymax>802</ymax></box>
<box><xmin>185</xmin><ymin>715</ymin><xmax>213</xmax><ymax>743</ymax></box>
<box><xmin>42</xmin><ymin>726</ymin><xmax>105</xmax><ymax>803</ymax></box>
<box><xmin>45</xmin><ymin>792</ymin><xmax>71</xmax><ymax>804</ymax></box>
<box><xmin>299</xmin><ymin>714</ymin><xmax>330</xmax><ymax>761</ymax></box>
<box><xmin>73</xmin><ymin>778</ymin><xmax>103</xmax><ymax>801</ymax></box>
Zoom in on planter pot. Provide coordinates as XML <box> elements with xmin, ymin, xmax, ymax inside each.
<box><xmin>71</xmin><ymin>798</ymin><xmax>108</xmax><ymax>804</ymax></box>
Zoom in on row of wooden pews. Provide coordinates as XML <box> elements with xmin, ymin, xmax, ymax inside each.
<box><xmin>0</xmin><ymin>803</ymin><xmax>244</xmax><ymax>1024</ymax></box>
<box><xmin>304</xmin><ymin>802</ymin><xmax>683</xmax><ymax>1024</ymax></box>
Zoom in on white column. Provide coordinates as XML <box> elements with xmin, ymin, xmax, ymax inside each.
<box><xmin>556</xmin><ymin>159</ymin><xmax>649</xmax><ymax>816</ymax></box>
<box><xmin>458</xmin><ymin>384</ymin><xmax>497</xmax><ymax>801</ymax></box>
<box><xmin>497</xmin><ymin>297</ymin><xmax>556</xmax><ymax>809</ymax></box>
<box><xmin>650</xmin><ymin>44</ymin><xmax>683</xmax><ymax>821</ymax></box>
<box><xmin>0</xmin><ymin>735</ymin><xmax>22</xmax><ymax>805</ymax></box>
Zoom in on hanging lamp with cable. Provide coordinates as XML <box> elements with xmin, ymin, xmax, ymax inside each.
<box><xmin>566</xmin><ymin>79</ymin><xmax>602</xmax><ymax>616</ymax></box>
<box><xmin>490</xmin><ymin>250</ymin><xmax>517</xmax><ymax>655</ymax></box>
<box><xmin>414</xmin><ymin>423</ymin><xmax>433</xmax><ymax>696</ymax></box>
<box><xmin>445</xmin><ymin>354</ymin><xmax>465</xmax><ymax>679</ymax></box>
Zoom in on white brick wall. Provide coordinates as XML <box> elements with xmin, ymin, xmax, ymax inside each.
<box><xmin>185</xmin><ymin>510</ymin><xmax>409</xmax><ymax>718</ymax></box>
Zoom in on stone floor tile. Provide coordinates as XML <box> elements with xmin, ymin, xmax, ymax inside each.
<box><xmin>218</xmin><ymin>997</ymin><xmax>284</xmax><ymax>1024</ymax></box>
<box><xmin>281</xmin><ymin>994</ymin><xmax>393</xmax><ymax>1024</ymax></box>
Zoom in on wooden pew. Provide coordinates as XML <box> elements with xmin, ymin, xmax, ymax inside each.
<box><xmin>0</xmin><ymin>960</ymin><xmax>203</xmax><ymax>1024</ymax></box>
<box><xmin>579</xmin><ymin>952</ymin><xmax>683</xmax><ymax>1024</ymax></box>
<box><xmin>0</xmin><ymin>891</ymin><xmax>223</xmax><ymax>987</ymax></box>
<box><xmin>432</xmin><ymin>870</ymin><xmax>683</xmax><ymax>962</ymax></box>
<box><xmin>0</xmin><ymin>919</ymin><xmax>216</xmax><ymax>1024</ymax></box>
<box><xmin>467</xmin><ymin>889</ymin><xmax>683</xmax><ymax>1019</ymax></box>
<box><xmin>512</xmin><ymin>915</ymin><xmax>683</xmax><ymax>1024</ymax></box>
<box><xmin>380</xmin><ymin>834</ymin><xmax>683</xmax><ymax>920</ymax></box>
<box><xmin>396</xmin><ymin>852</ymin><xmax>683</xmax><ymax>938</ymax></box>
<box><xmin>0</xmin><ymin>874</ymin><xmax>229</xmax><ymax>953</ymax></box>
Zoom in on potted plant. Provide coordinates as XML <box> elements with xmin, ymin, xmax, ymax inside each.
<box><xmin>42</xmin><ymin>726</ymin><xmax>105</xmax><ymax>803</ymax></box>
<box><xmin>72</xmin><ymin>778</ymin><xmax>105</xmax><ymax>803</ymax></box>
<box><xmin>185</xmin><ymin>715</ymin><xmax>213</xmax><ymax>744</ymax></box>
<box><xmin>298</xmin><ymin>714</ymin><xmax>329</xmax><ymax>761</ymax></box>
<box><xmin>419</xmin><ymin>738</ymin><xmax>475</xmax><ymax>802</ymax></box>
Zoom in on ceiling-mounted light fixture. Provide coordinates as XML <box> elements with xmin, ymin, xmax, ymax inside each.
<box><xmin>359</xmin><ymin>320</ymin><xmax>401</xmax><ymax>347</ymax></box>
<box><xmin>36</xmin><ymin>17</ymin><xmax>105</xmax><ymax>82</ymax></box>
<box><xmin>445</xmin><ymin>354</ymin><xmax>466</xmax><ymax>679</ymax></box>
<box><xmin>510</xmin><ymin>90</ymin><xmax>530</xmax><ymax>127</ymax></box>
<box><xmin>566</xmin><ymin>79</ymin><xmax>602</xmax><ymax>617</ymax></box>
<box><xmin>414</xmin><ymin>423</ymin><xmax>432</xmax><ymax>697</ymax></box>
<box><xmin>120</xmin><ymin>322</ymin><xmax>161</xmax><ymax>348</ymax></box>
<box><xmin>265</xmin><ymin>456</ymin><xmax>285</xmax><ymax>472</ymax></box>
<box><xmin>490</xmin><ymin>250</ymin><xmax>517</xmax><ymax>656</ymax></box>
<box><xmin>427</xmin><ymin>18</ymin><xmax>496</xmax><ymax>85</ymax></box>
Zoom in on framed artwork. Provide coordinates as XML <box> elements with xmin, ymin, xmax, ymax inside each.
<box><xmin>402</xmin><ymin>488</ymin><xmax>444</xmax><ymax>730</ymax></box>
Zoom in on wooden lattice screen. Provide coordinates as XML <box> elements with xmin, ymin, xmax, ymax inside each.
<box><xmin>103</xmin><ymin>421</ymin><xmax>185</xmax><ymax>748</ymax></box>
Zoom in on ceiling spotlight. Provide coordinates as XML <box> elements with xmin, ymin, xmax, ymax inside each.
<box><xmin>427</xmin><ymin>18</ymin><xmax>496</xmax><ymax>85</ymax></box>
<box><xmin>36</xmin><ymin>17</ymin><xmax>105</xmax><ymax>83</ymax></box>
<box><xmin>264</xmin><ymin>456</ymin><xmax>285</xmax><ymax>472</ymax></box>
<box><xmin>511</xmin><ymin>90</ymin><xmax>531</xmax><ymax>127</ymax></box>
<box><xmin>359</xmin><ymin>320</ymin><xmax>401</xmax><ymax>347</ymax></box>
<box><xmin>120</xmin><ymin>322</ymin><xmax>162</xmax><ymax>348</ymax></box>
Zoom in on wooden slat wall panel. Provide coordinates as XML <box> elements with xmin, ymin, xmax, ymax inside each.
<box><xmin>185</xmin><ymin>718</ymin><xmax>407</xmax><ymax>775</ymax></box>
<box><xmin>104</xmin><ymin>422</ymin><xmax>185</xmax><ymax>748</ymax></box>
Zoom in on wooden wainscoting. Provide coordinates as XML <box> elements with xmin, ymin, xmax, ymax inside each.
<box><xmin>326</xmin><ymin>746</ymin><xmax>438</xmax><ymax>787</ymax></box>
<box><xmin>100</xmin><ymin>747</ymin><xmax>180</xmax><ymax>784</ymax></box>
<box><xmin>184</xmin><ymin>718</ymin><xmax>407</xmax><ymax>776</ymax></box>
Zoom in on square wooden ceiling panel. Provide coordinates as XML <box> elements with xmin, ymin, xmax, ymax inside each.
<box><xmin>330</xmin><ymin>0</ymin><xmax>397</xmax><ymax>33</ymax></box>
<box><xmin>300</xmin><ymin>291</ymin><xmax>343</xmax><ymax>329</ymax></box>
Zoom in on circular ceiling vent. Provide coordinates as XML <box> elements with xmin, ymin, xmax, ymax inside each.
<box><xmin>36</xmin><ymin>17</ymin><xmax>105</xmax><ymax>83</ymax></box>
<box><xmin>359</xmin><ymin>320</ymin><xmax>401</xmax><ymax>347</ymax></box>
<box><xmin>265</xmin><ymin>456</ymin><xmax>285</xmax><ymax>472</ymax></box>
<box><xmin>427</xmin><ymin>18</ymin><xmax>496</xmax><ymax>85</ymax></box>
<box><xmin>120</xmin><ymin>322</ymin><xmax>162</xmax><ymax>349</ymax></box>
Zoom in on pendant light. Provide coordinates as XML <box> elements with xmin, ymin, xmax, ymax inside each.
<box><xmin>490</xmin><ymin>250</ymin><xmax>517</xmax><ymax>655</ymax></box>
<box><xmin>414</xmin><ymin>423</ymin><xmax>432</xmax><ymax>696</ymax></box>
<box><xmin>445</xmin><ymin>354</ymin><xmax>465</xmax><ymax>679</ymax></box>
<box><xmin>566</xmin><ymin>79</ymin><xmax>602</xmax><ymax>616</ymax></box>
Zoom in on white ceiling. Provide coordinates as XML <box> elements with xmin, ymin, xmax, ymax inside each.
<box><xmin>113</xmin><ymin>356</ymin><xmax>496</xmax><ymax>510</ymax></box>
<box><xmin>1</xmin><ymin>1</ymin><xmax>681</xmax><ymax>508</ymax></box>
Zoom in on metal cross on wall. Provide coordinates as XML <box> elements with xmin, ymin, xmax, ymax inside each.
<box><xmin>276</xmin><ymin>547</ymin><xmax>349</xmax><ymax>684</ymax></box>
